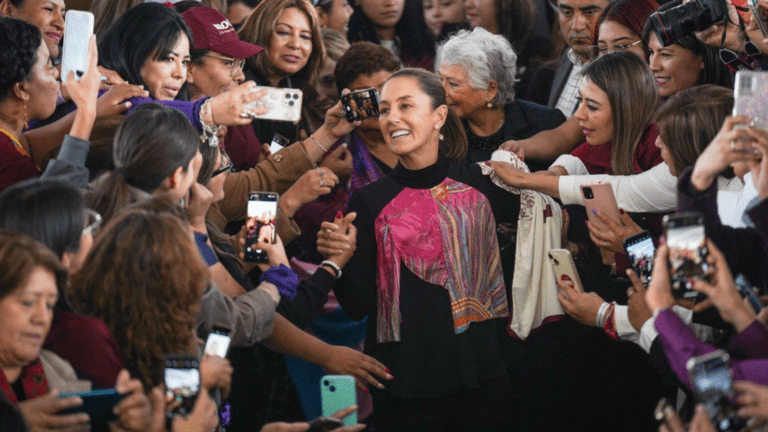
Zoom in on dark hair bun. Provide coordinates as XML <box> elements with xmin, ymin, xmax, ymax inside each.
<box><xmin>0</xmin><ymin>17</ymin><xmax>42</xmax><ymax>101</ymax></box>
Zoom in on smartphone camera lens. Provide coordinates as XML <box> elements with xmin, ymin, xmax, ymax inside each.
<box><xmin>553</xmin><ymin>258</ymin><xmax>559</xmax><ymax>266</ymax></box>
<box><xmin>292</xmin><ymin>94</ymin><xmax>299</xmax><ymax>100</ymax></box>
<box><xmin>323</xmin><ymin>380</ymin><xmax>329</xmax><ymax>387</ymax></box>
<box><xmin>285</xmin><ymin>93</ymin><xmax>290</xmax><ymax>98</ymax></box>
<box><xmin>329</xmin><ymin>386</ymin><xmax>336</xmax><ymax>392</ymax></box>
<box><xmin>288</xmin><ymin>101</ymin><xmax>294</xmax><ymax>106</ymax></box>
<box><xmin>583</xmin><ymin>187</ymin><xmax>594</xmax><ymax>200</ymax></box>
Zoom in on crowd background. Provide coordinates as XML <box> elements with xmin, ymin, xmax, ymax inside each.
<box><xmin>2</xmin><ymin>0</ymin><xmax>768</xmax><ymax>430</ymax></box>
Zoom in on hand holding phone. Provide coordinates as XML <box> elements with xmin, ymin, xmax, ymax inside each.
<box><xmin>308</xmin><ymin>416</ymin><xmax>345</xmax><ymax>432</ymax></box>
<box><xmin>548</xmin><ymin>249</ymin><xmax>584</xmax><ymax>292</ymax></box>
<box><xmin>581</xmin><ymin>183</ymin><xmax>621</xmax><ymax>232</ymax></box>
<box><xmin>320</xmin><ymin>375</ymin><xmax>357</xmax><ymax>426</ymax></box>
<box><xmin>623</xmin><ymin>231</ymin><xmax>656</xmax><ymax>286</ymax></box>
<box><xmin>664</xmin><ymin>212</ymin><xmax>710</xmax><ymax>299</ymax></box>
<box><xmin>243</xmin><ymin>87</ymin><xmax>303</xmax><ymax>122</ymax></box>
<box><xmin>164</xmin><ymin>355</ymin><xmax>200</xmax><ymax>418</ymax></box>
<box><xmin>245</xmin><ymin>192</ymin><xmax>279</xmax><ymax>263</ymax></box>
<box><xmin>58</xmin><ymin>389</ymin><xmax>125</xmax><ymax>424</ymax></box>
<box><xmin>341</xmin><ymin>88</ymin><xmax>380</xmax><ymax>122</ymax></box>
<box><xmin>687</xmin><ymin>350</ymin><xmax>746</xmax><ymax>432</ymax></box>
<box><xmin>204</xmin><ymin>326</ymin><xmax>231</xmax><ymax>358</ymax></box>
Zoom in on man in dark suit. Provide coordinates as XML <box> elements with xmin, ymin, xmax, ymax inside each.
<box><xmin>535</xmin><ymin>0</ymin><xmax>611</xmax><ymax>117</ymax></box>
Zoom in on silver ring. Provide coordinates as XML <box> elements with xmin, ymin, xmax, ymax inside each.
<box><xmin>319</xmin><ymin>179</ymin><xmax>325</xmax><ymax>187</ymax></box>
<box><xmin>100</xmin><ymin>75</ymin><xmax>108</xmax><ymax>83</ymax></box>
<box><xmin>319</xmin><ymin>170</ymin><xmax>325</xmax><ymax>178</ymax></box>
<box><xmin>603</xmin><ymin>241</ymin><xmax>607</xmax><ymax>247</ymax></box>
<box><xmin>627</xmin><ymin>290</ymin><xmax>634</xmax><ymax>298</ymax></box>
<box><xmin>731</xmin><ymin>139</ymin><xmax>736</xmax><ymax>150</ymax></box>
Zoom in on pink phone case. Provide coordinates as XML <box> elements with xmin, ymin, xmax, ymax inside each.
<box><xmin>582</xmin><ymin>183</ymin><xmax>621</xmax><ymax>231</ymax></box>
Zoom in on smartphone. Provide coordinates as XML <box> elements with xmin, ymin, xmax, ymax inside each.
<box><xmin>734</xmin><ymin>71</ymin><xmax>768</xmax><ymax>133</ymax></box>
<box><xmin>164</xmin><ymin>355</ymin><xmax>200</xmax><ymax>417</ymax></box>
<box><xmin>203</xmin><ymin>325</ymin><xmax>231</xmax><ymax>358</ymax></box>
<box><xmin>320</xmin><ymin>375</ymin><xmax>357</xmax><ymax>426</ymax></box>
<box><xmin>244</xmin><ymin>87</ymin><xmax>303</xmax><ymax>122</ymax></box>
<box><xmin>341</xmin><ymin>88</ymin><xmax>380</xmax><ymax>123</ymax></box>
<box><xmin>735</xmin><ymin>274</ymin><xmax>764</xmax><ymax>314</ymax></box>
<box><xmin>749</xmin><ymin>0</ymin><xmax>768</xmax><ymax>37</ymax></box>
<box><xmin>581</xmin><ymin>183</ymin><xmax>621</xmax><ymax>231</ymax></box>
<box><xmin>686</xmin><ymin>350</ymin><xmax>746</xmax><ymax>432</ymax></box>
<box><xmin>58</xmin><ymin>389</ymin><xmax>125</xmax><ymax>424</ymax></box>
<box><xmin>623</xmin><ymin>230</ymin><xmax>656</xmax><ymax>286</ymax></box>
<box><xmin>664</xmin><ymin>212</ymin><xmax>710</xmax><ymax>299</ymax></box>
<box><xmin>308</xmin><ymin>416</ymin><xmax>345</xmax><ymax>432</ymax></box>
<box><xmin>548</xmin><ymin>248</ymin><xmax>584</xmax><ymax>292</ymax></box>
<box><xmin>245</xmin><ymin>192</ymin><xmax>279</xmax><ymax>263</ymax></box>
<box><xmin>61</xmin><ymin>11</ymin><xmax>94</xmax><ymax>81</ymax></box>
<box><xmin>269</xmin><ymin>133</ymin><xmax>289</xmax><ymax>155</ymax></box>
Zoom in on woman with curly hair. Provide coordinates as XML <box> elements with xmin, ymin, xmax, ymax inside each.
<box><xmin>68</xmin><ymin>208</ymin><xmax>207</xmax><ymax>390</ymax></box>
<box><xmin>0</xmin><ymin>17</ymin><xmax>100</xmax><ymax>192</ymax></box>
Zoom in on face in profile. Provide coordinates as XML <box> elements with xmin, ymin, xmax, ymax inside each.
<box><xmin>573</xmin><ymin>78</ymin><xmax>613</xmax><ymax>146</ymax></box>
<box><xmin>25</xmin><ymin>40</ymin><xmax>60</xmax><ymax>121</ymax></box>
<box><xmin>266</xmin><ymin>7</ymin><xmax>313</xmax><ymax>78</ymax></box>
<box><xmin>438</xmin><ymin>63</ymin><xmax>493</xmax><ymax>120</ymax></box>
<box><xmin>139</xmin><ymin>32</ymin><xmax>191</xmax><ymax>101</ymax></box>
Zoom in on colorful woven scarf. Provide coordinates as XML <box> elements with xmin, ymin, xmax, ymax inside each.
<box><xmin>347</xmin><ymin>130</ymin><xmax>385</xmax><ymax>198</ymax></box>
<box><xmin>374</xmin><ymin>178</ymin><xmax>508</xmax><ymax>342</ymax></box>
<box><xmin>0</xmin><ymin>357</ymin><xmax>49</xmax><ymax>404</ymax></box>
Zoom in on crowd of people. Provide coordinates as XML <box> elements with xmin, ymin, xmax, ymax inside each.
<box><xmin>1</xmin><ymin>0</ymin><xmax>768</xmax><ymax>430</ymax></box>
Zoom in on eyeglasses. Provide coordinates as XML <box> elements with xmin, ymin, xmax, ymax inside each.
<box><xmin>202</xmin><ymin>54</ymin><xmax>246</xmax><ymax>76</ymax></box>
<box><xmin>212</xmin><ymin>152</ymin><xmax>233</xmax><ymax>177</ymax></box>
<box><xmin>83</xmin><ymin>208</ymin><xmax>102</xmax><ymax>236</ymax></box>
<box><xmin>586</xmin><ymin>40</ymin><xmax>642</xmax><ymax>60</ymax></box>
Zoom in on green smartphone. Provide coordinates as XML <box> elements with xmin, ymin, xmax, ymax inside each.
<box><xmin>320</xmin><ymin>375</ymin><xmax>357</xmax><ymax>426</ymax></box>
<box><xmin>58</xmin><ymin>388</ymin><xmax>125</xmax><ymax>424</ymax></box>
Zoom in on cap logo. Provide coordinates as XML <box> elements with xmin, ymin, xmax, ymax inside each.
<box><xmin>213</xmin><ymin>20</ymin><xmax>233</xmax><ymax>31</ymax></box>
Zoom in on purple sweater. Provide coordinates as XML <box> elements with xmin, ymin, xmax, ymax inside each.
<box><xmin>655</xmin><ymin>309</ymin><xmax>768</xmax><ymax>391</ymax></box>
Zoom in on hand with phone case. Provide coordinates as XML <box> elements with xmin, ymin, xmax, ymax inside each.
<box><xmin>690</xmin><ymin>240</ymin><xmax>759</xmax><ymax>333</ymax></box>
<box><xmin>556</xmin><ymin>279</ymin><xmax>606</xmax><ymax>326</ymax></box>
<box><xmin>587</xmin><ymin>208</ymin><xmax>643</xmax><ymax>255</ymax></box>
<box><xmin>18</xmin><ymin>390</ymin><xmax>90</xmax><ymax>430</ymax></box>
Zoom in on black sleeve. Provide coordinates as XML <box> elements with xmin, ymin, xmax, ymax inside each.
<box><xmin>275</xmin><ymin>268</ymin><xmax>336</xmax><ymax>329</ymax></box>
<box><xmin>334</xmin><ymin>191</ymin><xmax>378</xmax><ymax>321</ymax></box>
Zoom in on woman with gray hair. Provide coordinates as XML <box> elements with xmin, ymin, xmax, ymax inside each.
<box><xmin>438</xmin><ymin>27</ymin><xmax>566</xmax><ymax>167</ymax></box>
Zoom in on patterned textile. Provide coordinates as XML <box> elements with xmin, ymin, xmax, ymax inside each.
<box><xmin>375</xmin><ymin>178</ymin><xmax>508</xmax><ymax>342</ymax></box>
<box><xmin>0</xmin><ymin>358</ymin><xmax>49</xmax><ymax>404</ymax></box>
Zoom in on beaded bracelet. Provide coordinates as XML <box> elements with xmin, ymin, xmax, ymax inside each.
<box><xmin>321</xmin><ymin>260</ymin><xmax>342</xmax><ymax>279</ymax></box>
<box><xmin>199</xmin><ymin>98</ymin><xmax>221</xmax><ymax>147</ymax></box>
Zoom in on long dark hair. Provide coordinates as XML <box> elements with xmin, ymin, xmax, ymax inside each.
<box><xmin>641</xmin><ymin>0</ymin><xmax>733</xmax><ymax>90</ymax></box>
<box><xmin>88</xmin><ymin>104</ymin><xmax>199</xmax><ymax>224</ymax></box>
<box><xmin>347</xmin><ymin>0</ymin><xmax>435</xmax><ymax>66</ymax></box>
<box><xmin>384</xmin><ymin>68</ymin><xmax>467</xmax><ymax>161</ymax></box>
<box><xmin>98</xmin><ymin>3</ymin><xmax>195</xmax><ymax>95</ymax></box>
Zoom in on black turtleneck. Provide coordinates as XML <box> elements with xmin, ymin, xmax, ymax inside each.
<box><xmin>334</xmin><ymin>152</ymin><xmax>520</xmax><ymax>407</ymax></box>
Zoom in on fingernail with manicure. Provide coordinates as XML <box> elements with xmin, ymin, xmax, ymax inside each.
<box><xmin>336</xmin><ymin>211</ymin><xmax>343</xmax><ymax>219</ymax></box>
<box><xmin>591</xmin><ymin>209</ymin><xmax>598</xmax><ymax>215</ymax></box>
<box><xmin>619</xmin><ymin>209</ymin><xmax>625</xmax><ymax>215</ymax></box>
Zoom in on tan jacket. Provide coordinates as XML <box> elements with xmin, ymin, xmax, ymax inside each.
<box><xmin>209</xmin><ymin>141</ymin><xmax>314</xmax><ymax>244</ymax></box>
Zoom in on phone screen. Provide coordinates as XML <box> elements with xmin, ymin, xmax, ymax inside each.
<box><xmin>666</xmin><ymin>223</ymin><xmax>708</xmax><ymax>297</ymax></box>
<box><xmin>342</xmin><ymin>88</ymin><xmax>380</xmax><ymax>122</ymax></box>
<box><xmin>204</xmin><ymin>328</ymin><xmax>231</xmax><ymax>358</ymax></box>
<box><xmin>164</xmin><ymin>363</ymin><xmax>199</xmax><ymax>416</ymax></box>
<box><xmin>691</xmin><ymin>356</ymin><xmax>731</xmax><ymax>398</ymax></box>
<box><xmin>625</xmin><ymin>232</ymin><xmax>655</xmax><ymax>285</ymax></box>
<box><xmin>245</xmin><ymin>193</ymin><xmax>278</xmax><ymax>262</ymax></box>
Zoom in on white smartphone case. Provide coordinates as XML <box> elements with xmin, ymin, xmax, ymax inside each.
<box><xmin>61</xmin><ymin>11</ymin><xmax>94</xmax><ymax>81</ymax></box>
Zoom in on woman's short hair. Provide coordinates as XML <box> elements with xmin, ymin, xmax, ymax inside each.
<box><xmin>593</xmin><ymin>0</ymin><xmax>659</xmax><ymax>45</ymax></box>
<box><xmin>0</xmin><ymin>180</ymin><xmax>85</xmax><ymax>258</ymax></box>
<box><xmin>238</xmin><ymin>0</ymin><xmax>324</xmax><ymax>88</ymax></box>
<box><xmin>98</xmin><ymin>3</ymin><xmax>194</xmax><ymax>91</ymax></box>
<box><xmin>581</xmin><ymin>51</ymin><xmax>659</xmax><ymax>176</ymax></box>
<box><xmin>69</xmin><ymin>208</ymin><xmax>206</xmax><ymax>391</ymax></box>
<box><xmin>0</xmin><ymin>229</ymin><xmax>66</xmax><ymax>302</ymax></box>
<box><xmin>334</xmin><ymin>42</ymin><xmax>401</xmax><ymax>93</ymax></box>
<box><xmin>0</xmin><ymin>17</ymin><xmax>42</xmax><ymax>102</ymax></box>
<box><xmin>438</xmin><ymin>27</ymin><xmax>518</xmax><ymax>106</ymax></box>
<box><xmin>641</xmin><ymin>0</ymin><xmax>733</xmax><ymax>89</ymax></box>
<box><xmin>654</xmin><ymin>85</ymin><xmax>733</xmax><ymax>174</ymax></box>
<box><xmin>384</xmin><ymin>68</ymin><xmax>467</xmax><ymax>161</ymax></box>
<box><xmin>88</xmin><ymin>104</ymin><xmax>199</xmax><ymax>224</ymax></box>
